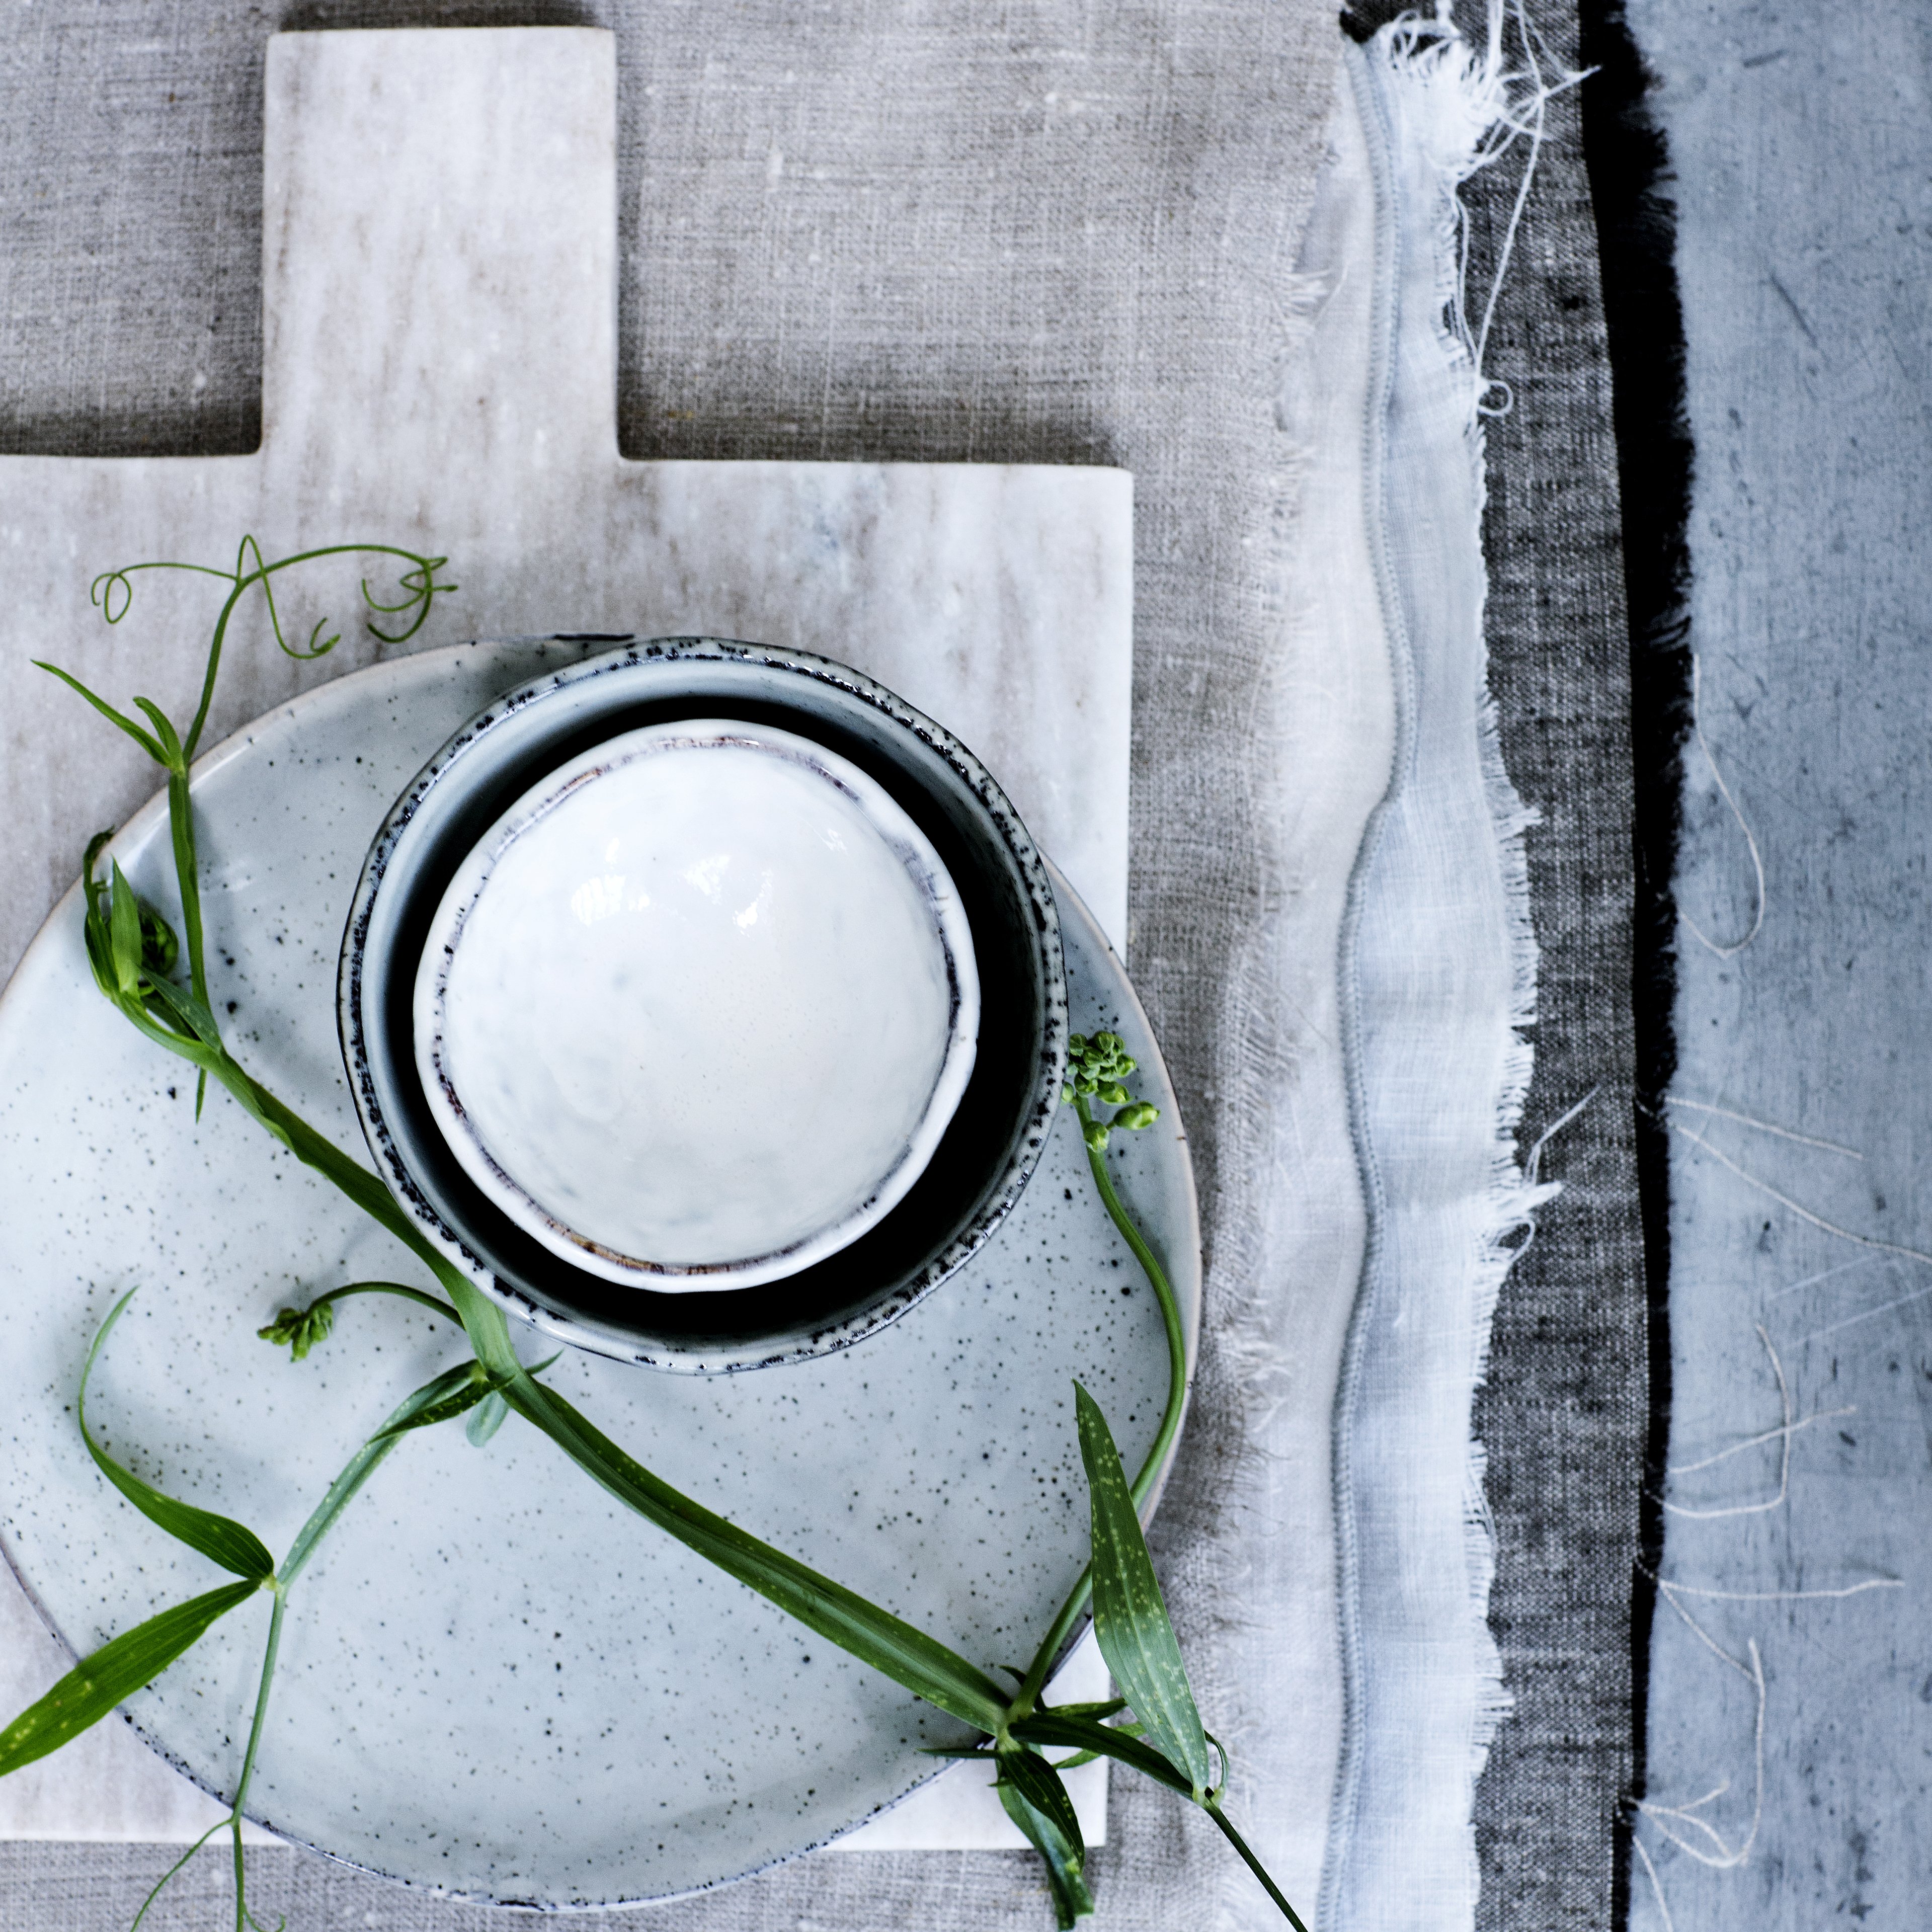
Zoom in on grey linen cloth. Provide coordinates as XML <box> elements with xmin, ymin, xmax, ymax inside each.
<box><xmin>0</xmin><ymin>4</ymin><xmax>1344</xmax><ymax>1928</ymax></box>
<box><xmin>0</xmin><ymin>2</ymin><xmax>1648</xmax><ymax>1928</ymax></box>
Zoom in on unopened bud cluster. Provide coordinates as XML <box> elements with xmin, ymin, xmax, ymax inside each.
<box><xmin>259</xmin><ymin>1300</ymin><xmax>335</xmax><ymax>1361</ymax></box>
<box><xmin>1064</xmin><ymin>1031</ymin><xmax>1161</xmax><ymax>1149</ymax></box>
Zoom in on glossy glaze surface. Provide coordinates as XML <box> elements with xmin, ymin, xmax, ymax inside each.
<box><xmin>419</xmin><ymin>720</ymin><xmax>977</xmax><ymax>1286</ymax></box>
<box><xmin>344</xmin><ymin>639</ymin><xmax>1067</xmax><ymax>1372</ymax></box>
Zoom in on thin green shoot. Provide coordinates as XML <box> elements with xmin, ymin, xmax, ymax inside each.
<box><xmin>1010</xmin><ymin>1032</ymin><xmax>1185</xmax><ymax>1720</ymax></box>
<box><xmin>49</xmin><ymin>535</ymin><xmax>454</xmax><ymax>1110</ymax></box>
<box><xmin>258</xmin><ymin>1282</ymin><xmax>462</xmax><ymax>1361</ymax></box>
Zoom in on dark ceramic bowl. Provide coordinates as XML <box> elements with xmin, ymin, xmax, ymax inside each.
<box><xmin>338</xmin><ymin>636</ymin><xmax>1067</xmax><ymax>1373</ymax></box>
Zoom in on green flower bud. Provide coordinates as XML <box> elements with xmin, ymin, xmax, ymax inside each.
<box><xmin>1099</xmin><ymin>1081</ymin><xmax>1131</xmax><ymax>1107</ymax></box>
<box><xmin>258</xmin><ymin>1299</ymin><xmax>335</xmax><ymax>1361</ymax></box>
<box><xmin>1115</xmin><ymin>1101</ymin><xmax>1161</xmax><ymax>1131</ymax></box>
<box><xmin>1082</xmin><ymin>1119</ymin><xmax>1111</xmax><ymax>1152</ymax></box>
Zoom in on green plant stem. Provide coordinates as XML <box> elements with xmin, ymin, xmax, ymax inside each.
<box><xmin>116</xmin><ymin>972</ymin><xmax>510</xmax><ymax>1365</ymax></box>
<box><xmin>112</xmin><ymin>1362</ymin><xmax>479</xmax><ymax>1932</ymax></box>
<box><xmin>163</xmin><ymin>763</ymin><xmax>209</xmax><ymax>1035</ymax></box>
<box><xmin>1010</xmin><ymin>1094</ymin><xmax>1189</xmax><ymax>1718</ymax></box>
<box><xmin>130</xmin><ymin>949</ymin><xmax>1016</xmax><ymax>1743</ymax></box>
<box><xmin>1206</xmin><ymin>1802</ymin><xmax>1310</xmax><ymax>1932</ymax></box>
<box><xmin>58</xmin><ymin>542</ymin><xmax>1313</xmax><ymax>1930</ymax></box>
<box><xmin>301</xmin><ymin>1281</ymin><xmax>462</xmax><ymax>1327</ymax></box>
<box><xmin>227</xmin><ymin>1591</ymin><xmax>286</xmax><ymax>1932</ymax></box>
<box><xmin>281</xmin><ymin>1365</ymin><xmax>479</xmax><ymax>1584</ymax></box>
<box><xmin>85</xmin><ymin>540</ymin><xmax>448</xmax><ymax>1104</ymax></box>
<box><xmin>174</xmin><ymin>540</ymin><xmax>447</xmax><ymax>760</ymax></box>
<box><xmin>129</xmin><ymin>1821</ymin><xmax>225</xmax><ymax>1932</ymax></box>
<box><xmin>499</xmin><ymin>1372</ymin><xmax>1011</xmax><ymax>1734</ymax></box>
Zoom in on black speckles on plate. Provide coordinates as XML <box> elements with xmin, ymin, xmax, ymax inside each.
<box><xmin>0</xmin><ymin>639</ymin><xmax>1197</xmax><ymax>1907</ymax></box>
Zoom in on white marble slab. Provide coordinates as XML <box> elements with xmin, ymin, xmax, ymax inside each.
<box><xmin>0</xmin><ymin>25</ymin><xmax>1130</xmax><ymax>1857</ymax></box>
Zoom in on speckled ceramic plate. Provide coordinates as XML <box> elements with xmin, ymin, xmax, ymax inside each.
<box><xmin>0</xmin><ymin>641</ymin><xmax>1199</xmax><ymax>1908</ymax></box>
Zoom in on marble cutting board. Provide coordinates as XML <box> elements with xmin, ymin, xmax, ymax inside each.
<box><xmin>0</xmin><ymin>25</ymin><xmax>1133</xmax><ymax>1858</ymax></box>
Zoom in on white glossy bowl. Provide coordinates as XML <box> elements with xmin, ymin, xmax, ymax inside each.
<box><xmin>341</xmin><ymin>636</ymin><xmax>1068</xmax><ymax>1373</ymax></box>
<box><xmin>413</xmin><ymin>719</ymin><xmax>980</xmax><ymax>1290</ymax></box>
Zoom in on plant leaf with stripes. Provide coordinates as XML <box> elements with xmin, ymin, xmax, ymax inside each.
<box><xmin>78</xmin><ymin>1291</ymin><xmax>275</xmax><ymax>1581</ymax></box>
<box><xmin>997</xmin><ymin>1753</ymin><xmax>1093</xmax><ymax>1927</ymax></box>
<box><xmin>505</xmin><ymin>1374</ymin><xmax>1010</xmax><ymax>1733</ymax></box>
<box><xmin>1072</xmin><ymin>1381</ymin><xmax>1212</xmax><ymax>1799</ymax></box>
<box><xmin>0</xmin><ymin>1580</ymin><xmax>261</xmax><ymax>1777</ymax></box>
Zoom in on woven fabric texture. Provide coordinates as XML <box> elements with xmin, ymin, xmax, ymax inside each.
<box><xmin>1</xmin><ymin>3</ymin><xmax>1346</xmax><ymax>1928</ymax></box>
<box><xmin>1340</xmin><ymin>0</ymin><xmax>1645</xmax><ymax>1924</ymax></box>
<box><xmin>0</xmin><ymin>1</ymin><xmax>1646</xmax><ymax>1927</ymax></box>
<box><xmin>1459</xmin><ymin>12</ymin><xmax>1645</xmax><ymax>1932</ymax></box>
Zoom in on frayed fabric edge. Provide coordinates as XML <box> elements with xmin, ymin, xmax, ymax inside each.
<box><xmin>1470</xmin><ymin>683</ymin><xmax>1555</xmax><ymax>1788</ymax></box>
<box><xmin>1322</xmin><ymin>8</ymin><xmax>1556</xmax><ymax>1927</ymax></box>
<box><xmin>1378</xmin><ymin>2</ymin><xmax>1557</xmax><ymax>1893</ymax></box>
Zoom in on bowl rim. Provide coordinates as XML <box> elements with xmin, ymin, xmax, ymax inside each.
<box><xmin>412</xmin><ymin>714</ymin><xmax>983</xmax><ymax>1290</ymax></box>
<box><xmin>338</xmin><ymin>634</ymin><xmax>1068</xmax><ymax>1373</ymax></box>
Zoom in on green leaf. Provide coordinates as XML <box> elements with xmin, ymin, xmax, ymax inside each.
<box><xmin>1033</xmin><ymin>1706</ymin><xmax>1142</xmax><ymax>1772</ymax></box>
<box><xmin>82</xmin><ymin>831</ymin><xmax>115</xmax><ymax>928</ymax></box>
<box><xmin>367</xmin><ymin>1355</ymin><xmax>556</xmax><ymax>1442</ymax></box>
<box><xmin>1000</xmin><ymin>1746</ymin><xmax>1084</xmax><ymax>1859</ymax></box>
<box><xmin>1009</xmin><ymin>1709</ymin><xmax>1192</xmax><ymax>1796</ymax></box>
<box><xmin>79</xmin><ymin>1291</ymin><xmax>275</xmax><ymax>1581</ymax></box>
<box><xmin>505</xmin><ymin>1377</ymin><xmax>1011</xmax><ymax>1733</ymax></box>
<box><xmin>465</xmin><ymin>1389</ymin><xmax>510</xmax><ymax>1447</ymax></box>
<box><xmin>997</xmin><ymin>1757</ymin><xmax>1093</xmax><ymax>1927</ymax></box>
<box><xmin>1072</xmin><ymin>1381</ymin><xmax>1212</xmax><ymax>1798</ymax></box>
<box><xmin>277</xmin><ymin>1363</ymin><xmax>479</xmax><ymax>1587</ymax></box>
<box><xmin>0</xmin><ymin>1579</ymin><xmax>261</xmax><ymax>1777</ymax></box>
<box><xmin>33</xmin><ymin>661</ymin><xmax>166</xmax><ymax>763</ymax></box>
<box><xmin>137</xmin><ymin>902</ymin><xmax>180</xmax><ymax>978</ymax></box>
<box><xmin>108</xmin><ymin>865</ymin><xmax>143</xmax><ymax>997</ymax></box>
<box><xmin>129</xmin><ymin>697</ymin><xmax>184</xmax><ymax>765</ymax></box>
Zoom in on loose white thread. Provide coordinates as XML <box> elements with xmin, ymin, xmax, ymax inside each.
<box><xmin>1635</xmin><ymin>1570</ymin><xmax>1898</xmax><ymax>1913</ymax></box>
<box><xmin>1763</xmin><ymin>1253</ymin><xmax>1883</xmax><ymax>1303</ymax></box>
<box><xmin>1662</xmin><ymin>1325</ymin><xmax>1854</xmax><ymax>1519</ymax></box>
<box><xmin>1407</xmin><ymin>0</ymin><xmax>1594</xmax><ymax>417</ymax></box>
<box><xmin>1637</xmin><ymin>1586</ymin><xmax>1764</xmax><ymax>1870</ymax></box>
<box><xmin>1633</xmin><ymin>1832</ymin><xmax>1678</xmax><ymax>1932</ymax></box>
<box><xmin>1681</xmin><ymin>655</ymin><xmax>1767</xmax><ymax>957</ymax></box>
<box><xmin>1465</xmin><ymin>0</ymin><xmax>1589</xmax><ymax>399</ymax></box>
<box><xmin>1643</xmin><ymin>1571</ymin><xmax>1902</xmax><ymax>1603</ymax></box>
<box><xmin>1522</xmin><ymin>1084</ymin><xmax>1599</xmax><ymax>1188</ymax></box>
<box><xmin>1794</xmin><ymin>1277</ymin><xmax>1932</xmax><ymax>1347</ymax></box>
<box><xmin>1668</xmin><ymin>1120</ymin><xmax>1932</xmax><ymax>1269</ymax></box>
<box><xmin>1669</xmin><ymin>1409</ymin><xmax>1857</xmax><ymax>1479</ymax></box>
<box><xmin>1662</xmin><ymin>1094</ymin><xmax>1864</xmax><ymax>1161</ymax></box>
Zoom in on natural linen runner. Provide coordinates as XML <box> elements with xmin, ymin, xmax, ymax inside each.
<box><xmin>0</xmin><ymin>8</ymin><xmax>1543</xmax><ymax>1929</ymax></box>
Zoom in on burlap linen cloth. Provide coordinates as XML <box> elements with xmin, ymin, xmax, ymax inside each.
<box><xmin>0</xmin><ymin>4</ymin><xmax>1648</xmax><ymax>1928</ymax></box>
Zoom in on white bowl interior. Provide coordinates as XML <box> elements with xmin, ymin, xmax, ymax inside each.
<box><xmin>413</xmin><ymin>719</ymin><xmax>980</xmax><ymax>1289</ymax></box>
